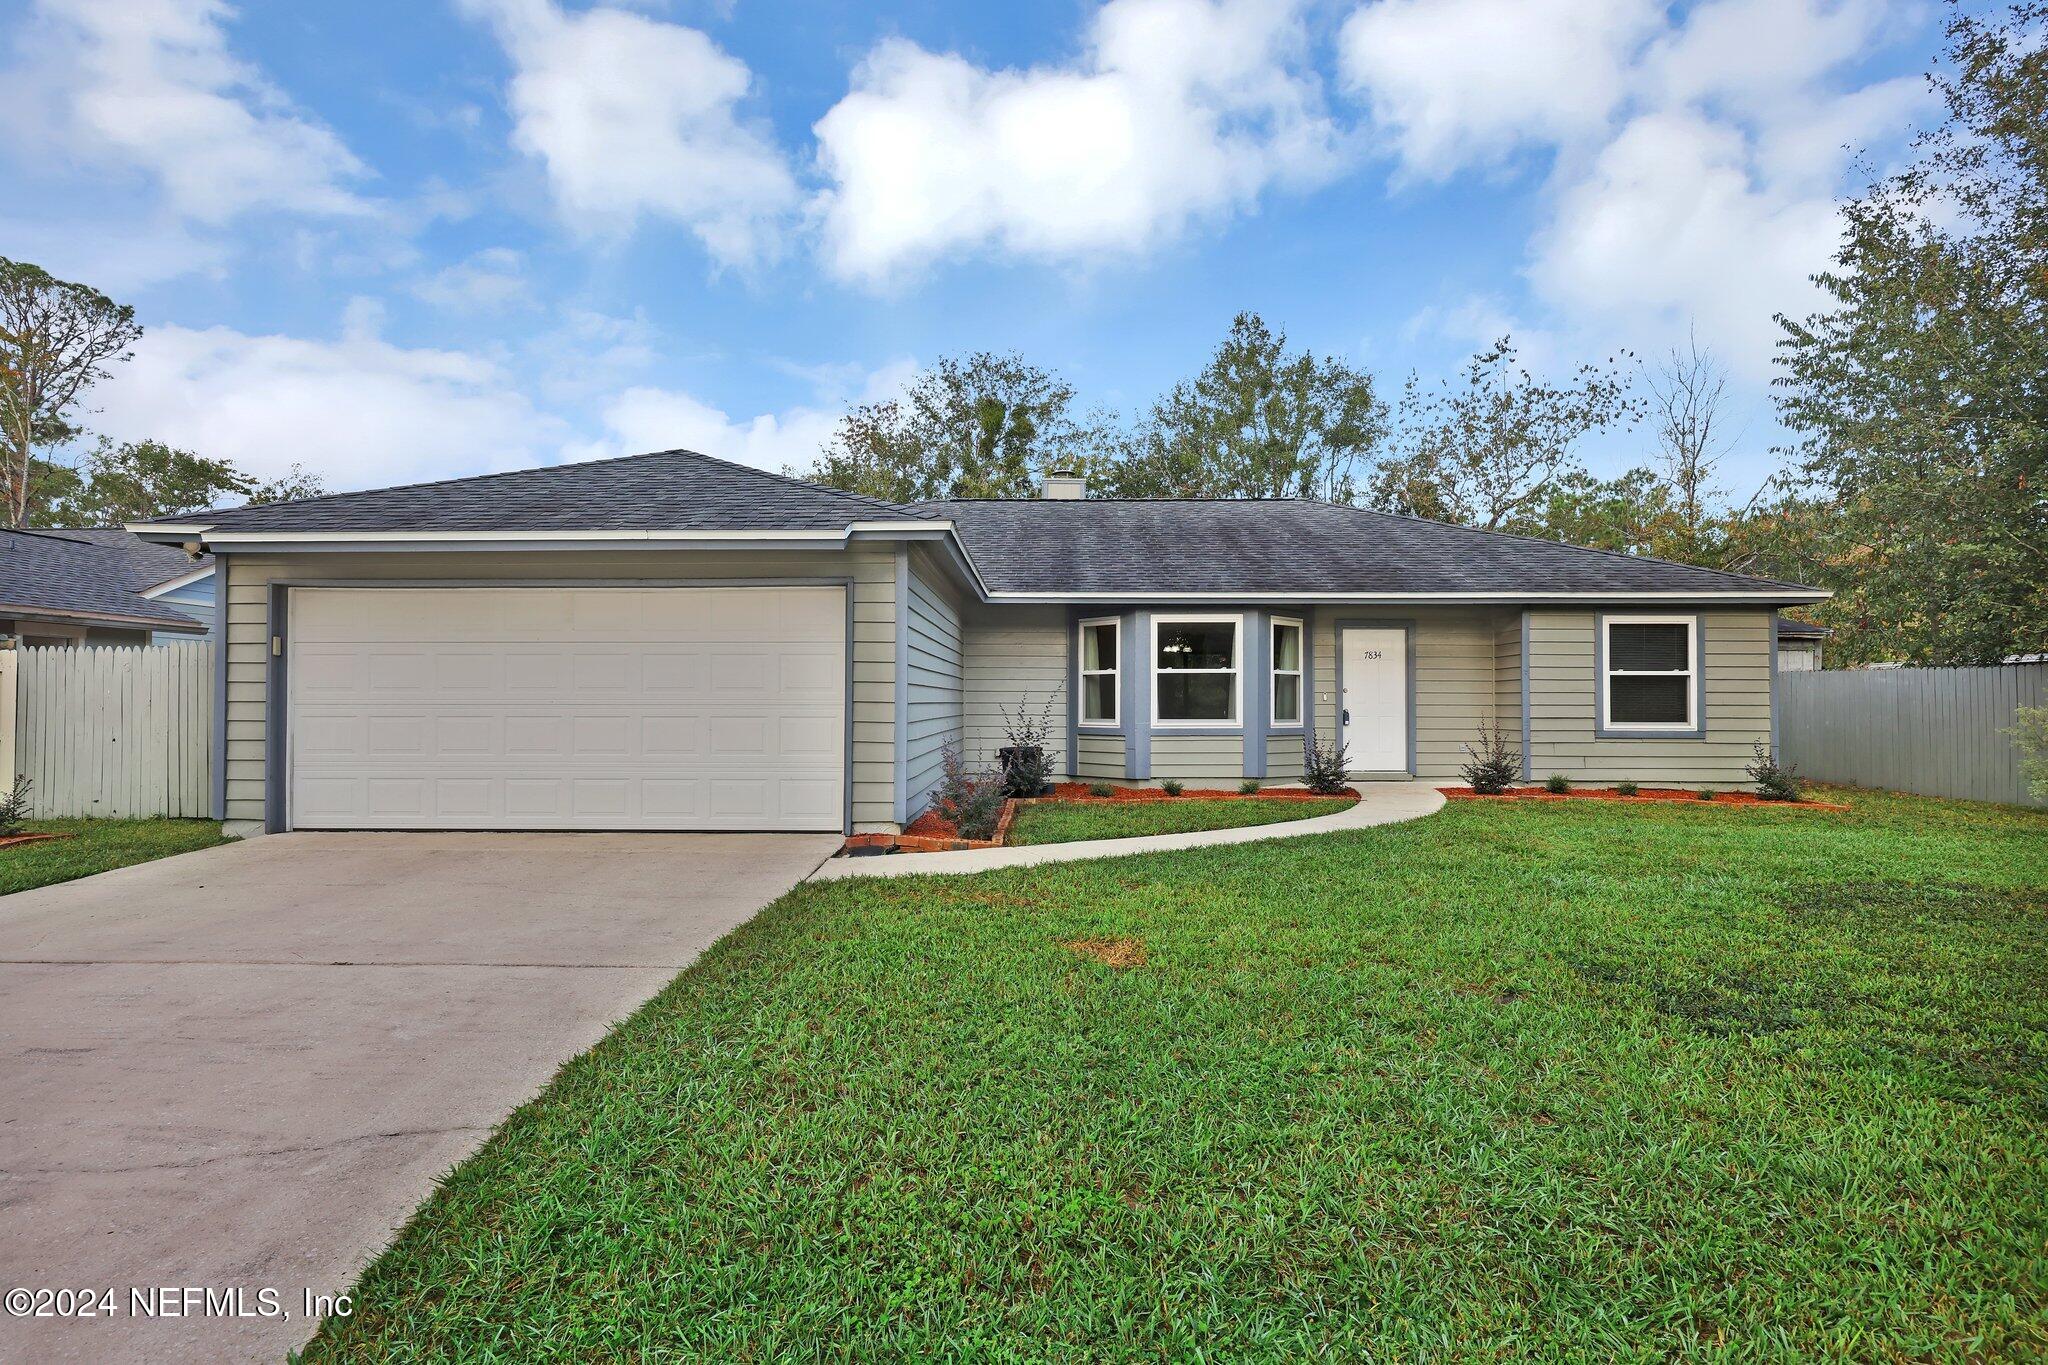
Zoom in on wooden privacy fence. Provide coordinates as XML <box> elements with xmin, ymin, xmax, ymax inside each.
<box><xmin>1779</xmin><ymin>664</ymin><xmax>2046</xmax><ymax>807</ymax></box>
<box><xmin>2</xmin><ymin>643</ymin><xmax>214</xmax><ymax>819</ymax></box>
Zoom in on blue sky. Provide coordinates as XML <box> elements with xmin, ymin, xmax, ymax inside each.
<box><xmin>0</xmin><ymin>0</ymin><xmax>1943</xmax><ymax>499</ymax></box>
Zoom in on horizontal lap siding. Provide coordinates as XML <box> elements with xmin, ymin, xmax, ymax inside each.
<box><xmin>904</xmin><ymin>552</ymin><xmax>964</xmax><ymax>821</ymax></box>
<box><xmin>1527</xmin><ymin>610</ymin><xmax>1771</xmax><ymax>788</ymax></box>
<box><xmin>1151</xmin><ymin>734</ymin><xmax>1246</xmax><ymax>781</ymax></box>
<box><xmin>1496</xmin><ymin>613</ymin><xmax>1523</xmax><ymax>749</ymax></box>
<box><xmin>1414</xmin><ymin>611</ymin><xmax>1499</xmax><ymax>777</ymax></box>
<box><xmin>961</xmin><ymin>606</ymin><xmax>1068</xmax><ymax>773</ymax></box>
<box><xmin>222</xmin><ymin>549</ymin><xmax>899</xmax><ymax>831</ymax></box>
<box><xmin>1074</xmin><ymin>733</ymin><xmax>1126</xmax><ymax>779</ymax></box>
<box><xmin>1265</xmin><ymin>733</ymin><xmax>1306</xmax><ymax>779</ymax></box>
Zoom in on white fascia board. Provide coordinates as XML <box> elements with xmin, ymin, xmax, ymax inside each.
<box><xmin>985</xmin><ymin>589</ymin><xmax>1833</xmax><ymax>604</ymax></box>
<box><xmin>189</xmin><ymin>521</ymin><xmax>942</xmax><ymax>548</ymax></box>
<box><xmin>139</xmin><ymin>563</ymin><xmax>217</xmax><ymax>598</ymax></box>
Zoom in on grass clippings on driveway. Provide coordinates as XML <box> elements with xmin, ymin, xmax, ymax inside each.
<box><xmin>1004</xmin><ymin>794</ymin><xmax>1354</xmax><ymax>846</ymax></box>
<box><xmin>0</xmin><ymin>818</ymin><xmax>227</xmax><ymax>896</ymax></box>
<box><xmin>306</xmin><ymin>788</ymin><xmax>2048</xmax><ymax>1362</ymax></box>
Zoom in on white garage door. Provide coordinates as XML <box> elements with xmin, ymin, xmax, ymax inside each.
<box><xmin>287</xmin><ymin>586</ymin><xmax>844</xmax><ymax>831</ymax></box>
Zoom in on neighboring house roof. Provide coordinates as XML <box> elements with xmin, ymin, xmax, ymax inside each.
<box><xmin>141</xmin><ymin>449</ymin><xmax>938</xmax><ymax>535</ymax></box>
<box><xmin>920</xmin><ymin>498</ymin><xmax>1820</xmax><ymax>599</ymax></box>
<box><xmin>0</xmin><ymin>528</ymin><xmax>209</xmax><ymax>632</ymax></box>
<box><xmin>1774</xmin><ymin>615</ymin><xmax>1832</xmax><ymax>641</ymax></box>
<box><xmin>128</xmin><ymin>448</ymin><xmax>1823</xmax><ymax>603</ymax></box>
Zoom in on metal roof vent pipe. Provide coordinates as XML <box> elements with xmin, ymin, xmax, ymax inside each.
<box><xmin>1040</xmin><ymin>468</ymin><xmax>1087</xmax><ymax>500</ymax></box>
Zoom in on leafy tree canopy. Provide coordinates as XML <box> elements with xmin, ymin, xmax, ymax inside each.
<box><xmin>28</xmin><ymin>439</ymin><xmax>326</xmax><ymax>527</ymax></box>
<box><xmin>1773</xmin><ymin>0</ymin><xmax>2048</xmax><ymax>663</ymax></box>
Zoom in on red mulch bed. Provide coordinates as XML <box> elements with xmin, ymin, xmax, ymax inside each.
<box><xmin>0</xmin><ymin>831</ymin><xmax>70</xmax><ymax>851</ymax></box>
<box><xmin>849</xmin><ymin>785</ymin><xmax>1359</xmax><ymax>854</ymax></box>
<box><xmin>1439</xmin><ymin>786</ymin><xmax>1849</xmax><ymax>811</ymax></box>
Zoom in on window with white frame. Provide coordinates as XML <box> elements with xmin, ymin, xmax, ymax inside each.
<box><xmin>1270</xmin><ymin>617</ymin><xmax>1303</xmax><ymax>726</ymax></box>
<box><xmin>1153</xmin><ymin>615</ymin><xmax>1241</xmax><ymax>725</ymax></box>
<box><xmin>1603</xmin><ymin>616</ymin><xmax>1697</xmax><ymax>729</ymax></box>
<box><xmin>1078</xmin><ymin>617</ymin><xmax>1120</xmax><ymax>725</ymax></box>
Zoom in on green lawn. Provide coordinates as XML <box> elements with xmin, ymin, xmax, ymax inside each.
<box><xmin>1005</xmin><ymin>794</ymin><xmax>1353</xmax><ymax>846</ymax></box>
<box><xmin>306</xmin><ymin>789</ymin><xmax>2048</xmax><ymax>1362</ymax></box>
<box><xmin>0</xmin><ymin>818</ymin><xmax>228</xmax><ymax>896</ymax></box>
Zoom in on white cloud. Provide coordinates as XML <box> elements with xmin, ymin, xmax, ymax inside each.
<box><xmin>567</xmin><ymin>359</ymin><xmax>917</xmax><ymax>472</ymax></box>
<box><xmin>812</xmin><ymin>0</ymin><xmax>1339</xmax><ymax>285</ymax></box>
<box><xmin>1528</xmin><ymin>111</ymin><xmax>1847</xmax><ymax>376</ymax></box>
<box><xmin>1337</xmin><ymin>0</ymin><xmax>1659</xmax><ymax>179</ymax></box>
<box><xmin>412</xmin><ymin>247</ymin><xmax>533</xmax><ymax>313</ymax></box>
<box><xmin>1338</xmin><ymin>0</ymin><xmax>1921</xmax><ymax>380</ymax></box>
<box><xmin>9</xmin><ymin>0</ymin><xmax>369</xmax><ymax>223</ymax></box>
<box><xmin>87</xmin><ymin>303</ymin><xmax>555</xmax><ymax>489</ymax></box>
<box><xmin>458</xmin><ymin>0</ymin><xmax>798</xmax><ymax>265</ymax></box>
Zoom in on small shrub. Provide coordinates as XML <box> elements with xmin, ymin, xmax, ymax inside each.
<box><xmin>0</xmin><ymin>775</ymin><xmax>30</xmax><ymax>836</ymax></box>
<box><xmin>1161</xmin><ymin>779</ymin><xmax>1185</xmax><ymax>796</ymax></box>
<box><xmin>1238</xmin><ymin>779</ymin><xmax>1260</xmax><ymax>795</ymax></box>
<box><xmin>930</xmin><ymin>744</ymin><xmax>1006</xmax><ymax>840</ymax></box>
<box><xmin>996</xmin><ymin>693</ymin><xmax>1061</xmax><ymax>798</ymax></box>
<box><xmin>1614</xmin><ymin>779</ymin><xmax>1639</xmax><ymax>797</ymax></box>
<box><xmin>1746</xmin><ymin>740</ymin><xmax>1803</xmax><ymax>802</ymax></box>
<box><xmin>1544</xmin><ymin>773</ymin><xmax>1571</xmax><ymax>794</ymax></box>
<box><xmin>1302</xmin><ymin>734</ymin><xmax>1351</xmax><ymax>795</ymax></box>
<box><xmin>1088</xmin><ymin>782</ymin><xmax>1116</xmax><ymax>798</ymax></box>
<box><xmin>1696</xmin><ymin>788</ymin><xmax>1715</xmax><ymax>801</ymax></box>
<box><xmin>1459</xmin><ymin>725</ymin><xmax>1521</xmax><ymax>795</ymax></box>
<box><xmin>2011</xmin><ymin>706</ymin><xmax>2048</xmax><ymax>800</ymax></box>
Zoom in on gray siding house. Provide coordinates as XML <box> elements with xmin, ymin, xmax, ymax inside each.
<box><xmin>133</xmin><ymin>450</ymin><xmax>1827</xmax><ymax>838</ymax></box>
<box><xmin>0</xmin><ymin>528</ymin><xmax>212</xmax><ymax>645</ymax></box>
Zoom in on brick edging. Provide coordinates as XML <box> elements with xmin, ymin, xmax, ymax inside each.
<box><xmin>843</xmin><ymin>787</ymin><xmax>1360</xmax><ymax>855</ymax></box>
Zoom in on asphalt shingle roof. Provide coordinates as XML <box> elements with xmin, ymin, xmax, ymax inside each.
<box><xmin>0</xmin><ymin>529</ymin><xmax>208</xmax><ymax>630</ymax></box>
<box><xmin>919</xmin><ymin>498</ymin><xmax>1818</xmax><ymax>597</ymax></box>
<box><xmin>155</xmin><ymin>449</ymin><xmax>936</xmax><ymax>533</ymax></box>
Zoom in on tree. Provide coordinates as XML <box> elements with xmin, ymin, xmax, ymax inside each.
<box><xmin>1524</xmin><ymin>467</ymin><xmax>1676</xmax><ymax>555</ymax></box>
<box><xmin>1371</xmin><ymin>338</ymin><xmax>1642</xmax><ymax>530</ymax></box>
<box><xmin>1103</xmin><ymin>313</ymin><xmax>1385</xmax><ymax>501</ymax></box>
<box><xmin>1645</xmin><ymin>333</ymin><xmax>1733</xmax><ymax>563</ymax></box>
<box><xmin>28</xmin><ymin>440</ymin><xmax>327</xmax><ymax>527</ymax></box>
<box><xmin>1773</xmin><ymin>1</ymin><xmax>2048</xmax><ymax>664</ymax></box>
<box><xmin>800</xmin><ymin>353</ymin><xmax>1109</xmax><ymax>502</ymax></box>
<box><xmin>0</xmin><ymin>258</ymin><xmax>142</xmax><ymax>527</ymax></box>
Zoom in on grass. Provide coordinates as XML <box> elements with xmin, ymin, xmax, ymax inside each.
<box><xmin>0</xmin><ymin>818</ymin><xmax>227</xmax><ymax>896</ymax></box>
<box><xmin>306</xmin><ymin>788</ymin><xmax>2048</xmax><ymax>1362</ymax></box>
<box><xmin>1005</xmin><ymin>795</ymin><xmax>1353</xmax><ymax>846</ymax></box>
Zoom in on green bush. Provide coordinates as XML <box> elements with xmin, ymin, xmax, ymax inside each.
<box><xmin>1458</xmin><ymin>725</ymin><xmax>1521</xmax><ymax>794</ymax></box>
<box><xmin>1302</xmin><ymin>735</ymin><xmax>1351</xmax><ymax>795</ymax></box>
<box><xmin>1614</xmin><ymin>780</ymin><xmax>1639</xmax><ymax>797</ymax></box>
<box><xmin>2011</xmin><ymin>706</ymin><xmax>2048</xmax><ymax>799</ymax></box>
<box><xmin>1161</xmin><ymin>779</ymin><xmax>1184</xmax><ymax>796</ymax></box>
<box><xmin>1545</xmin><ymin>773</ymin><xmax>1571</xmax><ymax>794</ymax></box>
<box><xmin>1696</xmin><ymin>788</ymin><xmax>1716</xmax><ymax>801</ymax></box>
<box><xmin>1238</xmin><ymin>779</ymin><xmax>1260</xmax><ymax>795</ymax></box>
<box><xmin>1746</xmin><ymin>740</ymin><xmax>1803</xmax><ymax>802</ymax></box>
<box><xmin>930</xmin><ymin>745</ymin><xmax>1005</xmax><ymax>840</ymax></box>
<box><xmin>1088</xmin><ymin>782</ymin><xmax>1116</xmax><ymax>798</ymax></box>
<box><xmin>0</xmin><ymin>775</ymin><xmax>32</xmax><ymax>836</ymax></box>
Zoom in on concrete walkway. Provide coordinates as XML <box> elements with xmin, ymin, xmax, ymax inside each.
<box><xmin>0</xmin><ymin>830</ymin><xmax>837</xmax><ymax>1365</ymax></box>
<box><xmin>810</xmin><ymin>781</ymin><xmax>1446</xmax><ymax>881</ymax></box>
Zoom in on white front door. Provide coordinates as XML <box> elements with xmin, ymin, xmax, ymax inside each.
<box><xmin>287</xmin><ymin>586</ymin><xmax>845</xmax><ymax>832</ymax></box>
<box><xmin>1340</xmin><ymin>627</ymin><xmax>1408</xmax><ymax>773</ymax></box>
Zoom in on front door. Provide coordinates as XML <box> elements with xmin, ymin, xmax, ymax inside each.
<box><xmin>1340</xmin><ymin>627</ymin><xmax>1408</xmax><ymax>773</ymax></box>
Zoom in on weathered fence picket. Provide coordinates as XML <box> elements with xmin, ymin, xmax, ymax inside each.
<box><xmin>9</xmin><ymin>643</ymin><xmax>214</xmax><ymax>819</ymax></box>
<box><xmin>1779</xmin><ymin>664</ymin><xmax>2046</xmax><ymax>807</ymax></box>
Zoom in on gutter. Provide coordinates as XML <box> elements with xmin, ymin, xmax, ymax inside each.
<box><xmin>0</xmin><ymin>603</ymin><xmax>207</xmax><ymax>632</ymax></box>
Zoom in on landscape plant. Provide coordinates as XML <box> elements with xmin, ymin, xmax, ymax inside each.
<box><xmin>0</xmin><ymin>775</ymin><xmax>31</xmax><ymax>836</ymax></box>
<box><xmin>1238</xmin><ymin>779</ymin><xmax>1260</xmax><ymax>795</ymax></box>
<box><xmin>1302</xmin><ymin>734</ymin><xmax>1350</xmax><ymax>795</ymax></box>
<box><xmin>1545</xmin><ymin>773</ymin><xmax>1571</xmax><ymax>794</ymax></box>
<box><xmin>1746</xmin><ymin>741</ymin><xmax>1804</xmax><ymax>802</ymax></box>
<box><xmin>1459</xmin><ymin>725</ymin><xmax>1522</xmax><ymax>794</ymax></box>
<box><xmin>996</xmin><ymin>693</ymin><xmax>1060</xmax><ymax>798</ymax></box>
<box><xmin>930</xmin><ymin>744</ymin><xmax>1006</xmax><ymax>841</ymax></box>
<box><xmin>1161</xmin><ymin>779</ymin><xmax>1184</xmax><ymax>796</ymax></box>
<box><xmin>1615</xmin><ymin>780</ymin><xmax>1639</xmax><ymax>796</ymax></box>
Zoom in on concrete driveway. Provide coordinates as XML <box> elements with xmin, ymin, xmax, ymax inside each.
<box><xmin>0</xmin><ymin>830</ymin><xmax>837</xmax><ymax>1364</ymax></box>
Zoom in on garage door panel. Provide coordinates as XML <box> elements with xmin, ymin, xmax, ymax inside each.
<box><xmin>289</xmin><ymin>587</ymin><xmax>845</xmax><ymax>831</ymax></box>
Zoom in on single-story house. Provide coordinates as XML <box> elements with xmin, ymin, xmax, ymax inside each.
<box><xmin>1</xmin><ymin>527</ymin><xmax>214</xmax><ymax>646</ymax></box>
<box><xmin>1774</xmin><ymin>616</ymin><xmax>1830</xmax><ymax>671</ymax></box>
<box><xmin>131</xmin><ymin>450</ymin><xmax>1828</xmax><ymax>838</ymax></box>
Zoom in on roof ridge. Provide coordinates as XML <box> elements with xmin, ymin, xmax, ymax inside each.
<box><xmin>1324</xmin><ymin>501</ymin><xmax>1805</xmax><ymax>590</ymax></box>
<box><xmin>154</xmin><ymin>448</ymin><xmax>935</xmax><ymax>526</ymax></box>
